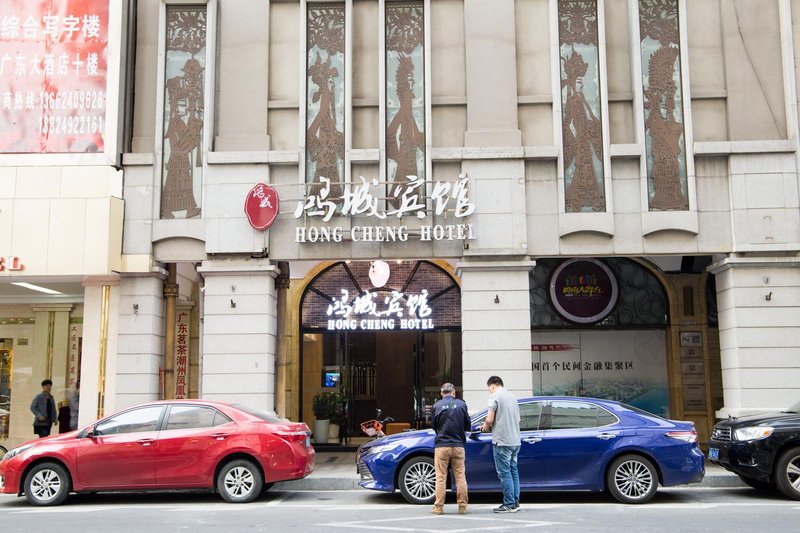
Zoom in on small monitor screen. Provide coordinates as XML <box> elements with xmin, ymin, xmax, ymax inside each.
<box><xmin>324</xmin><ymin>371</ymin><xmax>341</xmax><ymax>388</ymax></box>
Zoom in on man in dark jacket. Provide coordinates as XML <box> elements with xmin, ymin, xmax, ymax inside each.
<box><xmin>431</xmin><ymin>382</ymin><xmax>471</xmax><ymax>515</ymax></box>
<box><xmin>30</xmin><ymin>379</ymin><xmax>58</xmax><ymax>438</ymax></box>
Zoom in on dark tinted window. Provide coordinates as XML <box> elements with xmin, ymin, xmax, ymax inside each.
<box><xmin>95</xmin><ymin>406</ymin><xmax>163</xmax><ymax>435</ymax></box>
<box><xmin>520</xmin><ymin>402</ymin><xmax>542</xmax><ymax>431</ymax></box>
<box><xmin>549</xmin><ymin>401</ymin><xmax>618</xmax><ymax>430</ymax></box>
<box><xmin>166</xmin><ymin>405</ymin><xmax>232</xmax><ymax>430</ymax></box>
<box><xmin>232</xmin><ymin>404</ymin><xmax>286</xmax><ymax>424</ymax></box>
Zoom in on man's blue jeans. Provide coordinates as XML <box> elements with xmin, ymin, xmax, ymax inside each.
<box><xmin>492</xmin><ymin>444</ymin><xmax>520</xmax><ymax>506</ymax></box>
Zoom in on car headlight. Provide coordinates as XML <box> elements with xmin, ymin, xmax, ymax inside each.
<box><xmin>3</xmin><ymin>443</ymin><xmax>34</xmax><ymax>461</ymax></box>
<box><xmin>735</xmin><ymin>426</ymin><xmax>774</xmax><ymax>441</ymax></box>
<box><xmin>366</xmin><ymin>443</ymin><xmax>401</xmax><ymax>455</ymax></box>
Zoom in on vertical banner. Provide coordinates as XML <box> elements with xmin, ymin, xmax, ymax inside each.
<box><xmin>174</xmin><ymin>310</ymin><xmax>190</xmax><ymax>399</ymax></box>
<box><xmin>0</xmin><ymin>0</ymin><xmax>109</xmax><ymax>153</ymax></box>
<box><xmin>67</xmin><ymin>322</ymin><xmax>82</xmax><ymax>388</ymax></box>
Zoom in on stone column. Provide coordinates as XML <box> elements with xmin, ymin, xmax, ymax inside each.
<box><xmin>198</xmin><ymin>259</ymin><xmax>279</xmax><ymax>411</ymax></box>
<box><xmin>116</xmin><ymin>273</ymin><xmax>167</xmax><ymax>409</ymax></box>
<box><xmin>709</xmin><ymin>255</ymin><xmax>800</xmax><ymax>416</ymax></box>
<box><xmin>80</xmin><ymin>276</ymin><xmax>121</xmax><ymax>422</ymax></box>
<box><xmin>457</xmin><ymin>259</ymin><xmax>535</xmax><ymax>410</ymax></box>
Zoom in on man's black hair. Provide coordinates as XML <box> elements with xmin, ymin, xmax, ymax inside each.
<box><xmin>486</xmin><ymin>375</ymin><xmax>504</xmax><ymax>387</ymax></box>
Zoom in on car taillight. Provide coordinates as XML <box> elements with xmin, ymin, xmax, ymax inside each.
<box><xmin>274</xmin><ymin>430</ymin><xmax>309</xmax><ymax>444</ymax></box>
<box><xmin>666</xmin><ymin>430</ymin><xmax>698</xmax><ymax>443</ymax></box>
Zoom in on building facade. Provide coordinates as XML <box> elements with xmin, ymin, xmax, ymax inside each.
<box><xmin>3</xmin><ymin>0</ymin><xmax>799</xmax><ymax>450</ymax></box>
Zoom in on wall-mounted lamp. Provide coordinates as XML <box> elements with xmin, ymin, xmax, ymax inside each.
<box><xmin>766</xmin><ymin>292</ymin><xmax>773</xmax><ymax>301</ymax></box>
<box><xmin>230</xmin><ymin>299</ymin><xmax>236</xmax><ymax>308</ymax></box>
<box><xmin>132</xmin><ymin>304</ymin><xmax>139</xmax><ymax>314</ymax></box>
<box><xmin>494</xmin><ymin>294</ymin><xmax>500</xmax><ymax>304</ymax></box>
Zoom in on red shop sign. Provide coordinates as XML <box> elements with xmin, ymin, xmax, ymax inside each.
<box><xmin>244</xmin><ymin>183</ymin><xmax>279</xmax><ymax>231</ymax></box>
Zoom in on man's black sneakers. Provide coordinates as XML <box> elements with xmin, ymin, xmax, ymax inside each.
<box><xmin>493</xmin><ymin>504</ymin><xmax>518</xmax><ymax>513</ymax></box>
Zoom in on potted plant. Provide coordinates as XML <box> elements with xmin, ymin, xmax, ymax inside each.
<box><xmin>311</xmin><ymin>391</ymin><xmax>342</xmax><ymax>444</ymax></box>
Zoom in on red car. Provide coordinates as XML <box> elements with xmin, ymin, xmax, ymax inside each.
<box><xmin>0</xmin><ymin>400</ymin><xmax>314</xmax><ymax>505</ymax></box>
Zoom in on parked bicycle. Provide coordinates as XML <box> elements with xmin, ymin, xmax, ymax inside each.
<box><xmin>355</xmin><ymin>409</ymin><xmax>394</xmax><ymax>463</ymax></box>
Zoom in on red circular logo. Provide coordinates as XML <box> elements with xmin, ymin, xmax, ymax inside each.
<box><xmin>244</xmin><ymin>183</ymin><xmax>279</xmax><ymax>230</ymax></box>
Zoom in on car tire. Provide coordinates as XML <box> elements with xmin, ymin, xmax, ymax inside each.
<box><xmin>606</xmin><ymin>454</ymin><xmax>658</xmax><ymax>504</ymax></box>
<box><xmin>23</xmin><ymin>462</ymin><xmax>71</xmax><ymax>506</ymax></box>
<box><xmin>774</xmin><ymin>446</ymin><xmax>800</xmax><ymax>501</ymax></box>
<box><xmin>217</xmin><ymin>459</ymin><xmax>263</xmax><ymax>503</ymax></box>
<box><xmin>739</xmin><ymin>475</ymin><xmax>775</xmax><ymax>491</ymax></box>
<box><xmin>398</xmin><ymin>456</ymin><xmax>436</xmax><ymax>505</ymax></box>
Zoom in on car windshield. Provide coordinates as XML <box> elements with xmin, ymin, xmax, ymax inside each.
<box><xmin>232</xmin><ymin>404</ymin><xmax>287</xmax><ymax>424</ymax></box>
<box><xmin>783</xmin><ymin>400</ymin><xmax>800</xmax><ymax>414</ymax></box>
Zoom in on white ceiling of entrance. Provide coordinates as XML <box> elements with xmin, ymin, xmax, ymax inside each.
<box><xmin>0</xmin><ymin>279</ymin><xmax>85</xmax><ymax>304</ymax></box>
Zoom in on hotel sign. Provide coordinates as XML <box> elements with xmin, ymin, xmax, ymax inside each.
<box><xmin>294</xmin><ymin>173</ymin><xmax>476</xmax><ymax>243</ymax></box>
<box><xmin>326</xmin><ymin>288</ymin><xmax>434</xmax><ymax>331</ymax></box>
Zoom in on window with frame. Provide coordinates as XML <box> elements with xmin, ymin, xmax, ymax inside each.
<box><xmin>165</xmin><ymin>405</ymin><xmax>232</xmax><ymax>431</ymax></box>
<box><xmin>548</xmin><ymin>400</ymin><xmax>618</xmax><ymax>429</ymax></box>
<box><xmin>94</xmin><ymin>406</ymin><xmax>164</xmax><ymax>435</ymax></box>
<box><xmin>520</xmin><ymin>402</ymin><xmax>543</xmax><ymax>431</ymax></box>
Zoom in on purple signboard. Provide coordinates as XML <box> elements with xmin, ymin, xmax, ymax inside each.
<box><xmin>549</xmin><ymin>258</ymin><xmax>618</xmax><ymax>324</ymax></box>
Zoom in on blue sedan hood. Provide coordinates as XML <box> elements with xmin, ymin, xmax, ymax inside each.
<box><xmin>362</xmin><ymin>428</ymin><xmax>434</xmax><ymax>449</ymax></box>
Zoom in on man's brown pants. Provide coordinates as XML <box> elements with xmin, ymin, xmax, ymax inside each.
<box><xmin>433</xmin><ymin>446</ymin><xmax>468</xmax><ymax>510</ymax></box>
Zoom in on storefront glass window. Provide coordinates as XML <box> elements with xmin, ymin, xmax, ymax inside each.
<box><xmin>0</xmin><ymin>344</ymin><xmax>11</xmax><ymax>440</ymax></box>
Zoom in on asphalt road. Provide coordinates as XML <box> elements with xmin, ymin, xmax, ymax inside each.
<box><xmin>1</xmin><ymin>486</ymin><xmax>798</xmax><ymax>532</ymax></box>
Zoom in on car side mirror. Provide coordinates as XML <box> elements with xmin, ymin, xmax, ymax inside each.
<box><xmin>84</xmin><ymin>427</ymin><xmax>98</xmax><ymax>439</ymax></box>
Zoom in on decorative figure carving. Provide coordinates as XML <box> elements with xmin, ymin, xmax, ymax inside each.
<box><xmin>306</xmin><ymin>5</ymin><xmax>345</xmax><ymax>201</ymax></box>
<box><xmin>386</xmin><ymin>2</ymin><xmax>425</xmax><ymax>209</ymax></box>
<box><xmin>558</xmin><ymin>1</ymin><xmax>605</xmax><ymax>212</ymax></box>
<box><xmin>639</xmin><ymin>0</ymin><xmax>688</xmax><ymax>210</ymax></box>
<box><xmin>161</xmin><ymin>7</ymin><xmax>206</xmax><ymax>219</ymax></box>
<box><xmin>562</xmin><ymin>50</ymin><xmax>605</xmax><ymax>212</ymax></box>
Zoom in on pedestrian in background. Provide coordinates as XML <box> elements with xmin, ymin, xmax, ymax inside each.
<box><xmin>69</xmin><ymin>380</ymin><xmax>80</xmax><ymax>431</ymax></box>
<box><xmin>431</xmin><ymin>382</ymin><xmax>471</xmax><ymax>515</ymax></box>
<box><xmin>480</xmin><ymin>375</ymin><xmax>521</xmax><ymax>513</ymax></box>
<box><xmin>30</xmin><ymin>379</ymin><xmax>58</xmax><ymax>438</ymax></box>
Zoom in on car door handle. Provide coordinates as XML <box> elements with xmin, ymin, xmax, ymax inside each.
<box><xmin>211</xmin><ymin>433</ymin><xmax>230</xmax><ymax>441</ymax></box>
<box><xmin>522</xmin><ymin>437</ymin><xmax>542</xmax><ymax>444</ymax></box>
<box><xmin>136</xmin><ymin>438</ymin><xmax>155</xmax><ymax>446</ymax></box>
<box><xmin>596</xmin><ymin>433</ymin><xmax>617</xmax><ymax>440</ymax></box>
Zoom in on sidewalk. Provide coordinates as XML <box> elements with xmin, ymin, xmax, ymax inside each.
<box><xmin>275</xmin><ymin>451</ymin><xmax>745</xmax><ymax>491</ymax></box>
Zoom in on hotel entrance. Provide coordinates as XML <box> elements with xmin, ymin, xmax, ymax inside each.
<box><xmin>299</xmin><ymin>261</ymin><xmax>462</xmax><ymax>440</ymax></box>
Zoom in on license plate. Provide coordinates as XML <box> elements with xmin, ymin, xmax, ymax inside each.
<box><xmin>708</xmin><ymin>447</ymin><xmax>719</xmax><ymax>460</ymax></box>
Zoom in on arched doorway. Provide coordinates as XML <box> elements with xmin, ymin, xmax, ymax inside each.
<box><xmin>299</xmin><ymin>260</ymin><xmax>461</xmax><ymax>438</ymax></box>
<box><xmin>530</xmin><ymin>257</ymin><xmax>671</xmax><ymax>416</ymax></box>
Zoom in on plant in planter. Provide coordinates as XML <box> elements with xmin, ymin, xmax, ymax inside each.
<box><xmin>311</xmin><ymin>391</ymin><xmax>343</xmax><ymax>444</ymax></box>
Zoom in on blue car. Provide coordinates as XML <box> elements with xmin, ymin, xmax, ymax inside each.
<box><xmin>357</xmin><ymin>396</ymin><xmax>705</xmax><ymax>504</ymax></box>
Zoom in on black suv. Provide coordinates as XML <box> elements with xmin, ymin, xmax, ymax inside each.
<box><xmin>708</xmin><ymin>400</ymin><xmax>800</xmax><ymax>500</ymax></box>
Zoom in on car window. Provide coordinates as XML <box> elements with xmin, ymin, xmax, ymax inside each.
<box><xmin>548</xmin><ymin>401</ymin><xmax>618</xmax><ymax>430</ymax></box>
<box><xmin>166</xmin><ymin>405</ymin><xmax>232</xmax><ymax>431</ymax></box>
<box><xmin>520</xmin><ymin>402</ymin><xmax>542</xmax><ymax>431</ymax></box>
<box><xmin>232</xmin><ymin>403</ymin><xmax>287</xmax><ymax>424</ymax></box>
<box><xmin>95</xmin><ymin>406</ymin><xmax>163</xmax><ymax>435</ymax></box>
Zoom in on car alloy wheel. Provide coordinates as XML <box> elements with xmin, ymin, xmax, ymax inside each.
<box><xmin>398</xmin><ymin>456</ymin><xmax>436</xmax><ymax>504</ymax></box>
<box><xmin>217</xmin><ymin>459</ymin><xmax>263</xmax><ymax>503</ymax></box>
<box><xmin>24</xmin><ymin>462</ymin><xmax>71</xmax><ymax>506</ymax></box>
<box><xmin>775</xmin><ymin>446</ymin><xmax>800</xmax><ymax>501</ymax></box>
<box><xmin>607</xmin><ymin>454</ymin><xmax>658</xmax><ymax>504</ymax></box>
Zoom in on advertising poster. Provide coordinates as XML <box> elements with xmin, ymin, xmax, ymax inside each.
<box><xmin>532</xmin><ymin>330</ymin><xmax>669</xmax><ymax>417</ymax></box>
<box><xmin>0</xmin><ymin>0</ymin><xmax>109</xmax><ymax>153</ymax></box>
